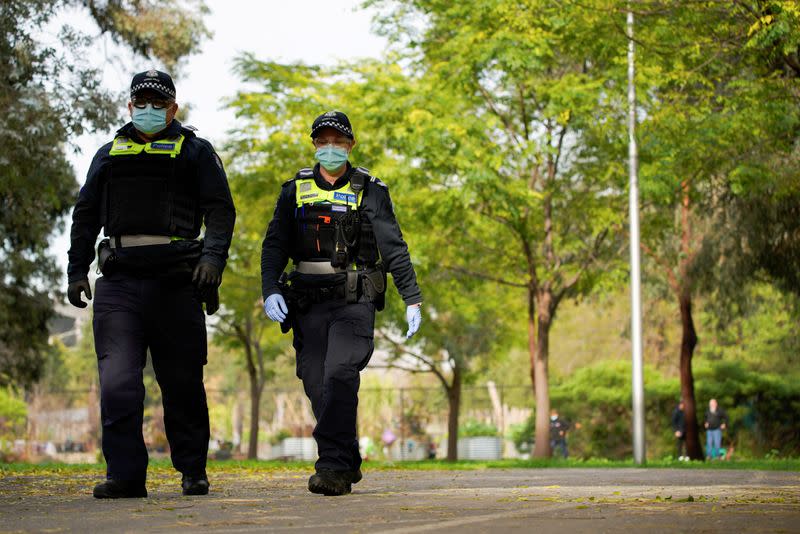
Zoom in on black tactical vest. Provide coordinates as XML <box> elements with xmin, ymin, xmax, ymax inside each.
<box><xmin>101</xmin><ymin>131</ymin><xmax>199</xmax><ymax>238</ymax></box>
<box><xmin>292</xmin><ymin>167</ymin><xmax>380</xmax><ymax>267</ymax></box>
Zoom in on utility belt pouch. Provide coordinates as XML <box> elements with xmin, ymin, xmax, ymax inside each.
<box><xmin>361</xmin><ymin>264</ymin><xmax>387</xmax><ymax>310</ymax></box>
<box><xmin>346</xmin><ymin>269</ymin><xmax>359</xmax><ymax>304</ymax></box>
<box><xmin>332</xmin><ymin>244</ymin><xmax>348</xmax><ymax>269</ymax></box>
<box><xmin>97</xmin><ymin>239</ymin><xmax>116</xmax><ymax>275</ymax></box>
<box><xmin>277</xmin><ymin>272</ymin><xmax>295</xmax><ymax>333</ymax></box>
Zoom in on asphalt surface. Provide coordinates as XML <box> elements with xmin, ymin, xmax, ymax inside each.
<box><xmin>1</xmin><ymin>468</ymin><xmax>798</xmax><ymax>533</ymax></box>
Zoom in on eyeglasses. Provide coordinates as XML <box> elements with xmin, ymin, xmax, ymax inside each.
<box><xmin>313</xmin><ymin>137</ymin><xmax>352</xmax><ymax>149</ymax></box>
<box><xmin>132</xmin><ymin>96</ymin><xmax>174</xmax><ymax>110</ymax></box>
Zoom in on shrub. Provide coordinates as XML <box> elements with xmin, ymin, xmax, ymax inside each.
<box><xmin>459</xmin><ymin>420</ymin><xmax>499</xmax><ymax>437</ymax></box>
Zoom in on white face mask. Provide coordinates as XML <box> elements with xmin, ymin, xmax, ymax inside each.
<box><xmin>550</xmin><ymin>415</ymin><xmax>557</xmax><ymax>421</ymax></box>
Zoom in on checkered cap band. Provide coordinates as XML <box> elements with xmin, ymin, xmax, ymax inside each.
<box><xmin>313</xmin><ymin>120</ymin><xmax>352</xmax><ymax>136</ymax></box>
<box><xmin>130</xmin><ymin>81</ymin><xmax>176</xmax><ymax>98</ymax></box>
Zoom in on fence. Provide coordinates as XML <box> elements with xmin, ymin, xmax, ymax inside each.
<box><xmin>4</xmin><ymin>382</ymin><xmax>536</xmax><ymax>463</ymax></box>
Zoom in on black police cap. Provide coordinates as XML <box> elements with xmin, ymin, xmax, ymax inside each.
<box><xmin>130</xmin><ymin>69</ymin><xmax>176</xmax><ymax>100</ymax></box>
<box><xmin>310</xmin><ymin>111</ymin><xmax>354</xmax><ymax>139</ymax></box>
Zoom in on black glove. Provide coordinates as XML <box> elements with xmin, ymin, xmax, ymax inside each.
<box><xmin>192</xmin><ymin>261</ymin><xmax>221</xmax><ymax>288</ymax></box>
<box><xmin>203</xmin><ymin>286</ymin><xmax>219</xmax><ymax>315</ymax></box>
<box><xmin>67</xmin><ymin>279</ymin><xmax>92</xmax><ymax>308</ymax></box>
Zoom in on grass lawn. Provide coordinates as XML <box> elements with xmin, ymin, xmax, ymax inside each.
<box><xmin>1</xmin><ymin>457</ymin><xmax>798</xmax><ymax>476</ymax></box>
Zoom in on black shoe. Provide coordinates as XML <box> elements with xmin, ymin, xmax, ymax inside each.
<box><xmin>182</xmin><ymin>473</ymin><xmax>210</xmax><ymax>496</ymax></box>
<box><xmin>308</xmin><ymin>469</ymin><xmax>352</xmax><ymax>496</ymax></box>
<box><xmin>93</xmin><ymin>479</ymin><xmax>147</xmax><ymax>499</ymax></box>
<box><xmin>348</xmin><ymin>468</ymin><xmax>362</xmax><ymax>484</ymax></box>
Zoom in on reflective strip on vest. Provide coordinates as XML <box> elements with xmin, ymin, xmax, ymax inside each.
<box><xmin>295</xmin><ymin>178</ymin><xmax>363</xmax><ymax>208</ymax></box>
<box><xmin>109</xmin><ymin>134</ymin><xmax>186</xmax><ymax>158</ymax></box>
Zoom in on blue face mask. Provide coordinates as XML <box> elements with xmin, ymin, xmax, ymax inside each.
<box><xmin>132</xmin><ymin>104</ymin><xmax>168</xmax><ymax>135</ymax></box>
<box><xmin>315</xmin><ymin>146</ymin><xmax>349</xmax><ymax>171</ymax></box>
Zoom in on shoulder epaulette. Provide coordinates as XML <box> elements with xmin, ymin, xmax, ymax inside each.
<box><xmin>296</xmin><ymin>167</ymin><xmax>314</xmax><ymax>179</ymax></box>
<box><xmin>282</xmin><ymin>177</ymin><xmax>297</xmax><ymax>187</ymax></box>
<box><xmin>179</xmin><ymin>125</ymin><xmax>198</xmax><ymax>139</ymax></box>
<box><xmin>370</xmin><ymin>176</ymin><xmax>388</xmax><ymax>188</ymax></box>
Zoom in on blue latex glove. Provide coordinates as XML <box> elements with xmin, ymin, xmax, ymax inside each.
<box><xmin>264</xmin><ymin>294</ymin><xmax>288</xmax><ymax>322</ymax></box>
<box><xmin>406</xmin><ymin>304</ymin><xmax>422</xmax><ymax>338</ymax></box>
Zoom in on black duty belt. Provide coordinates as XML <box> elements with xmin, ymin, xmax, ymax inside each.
<box><xmin>290</xmin><ymin>283</ymin><xmax>348</xmax><ymax>304</ymax></box>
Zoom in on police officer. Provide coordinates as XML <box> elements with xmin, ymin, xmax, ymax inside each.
<box><xmin>66</xmin><ymin>70</ymin><xmax>235</xmax><ymax>498</ymax></box>
<box><xmin>261</xmin><ymin>111</ymin><xmax>422</xmax><ymax>496</ymax></box>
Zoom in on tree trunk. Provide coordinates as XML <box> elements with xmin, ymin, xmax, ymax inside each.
<box><xmin>232</xmin><ymin>396</ymin><xmax>244</xmax><ymax>453</ymax></box>
<box><xmin>528</xmin><ymin>285</ymin><xmax>537</xmax><ymax>393</ymax></box>
<box><xmin>247</xmin><ymin>373</ymin><xmax>263</xmax><ymax>460</ymax></box>
<box><xmin>532</xmin><ymin>290</ymin><xmax>553</xmax><ymax>458</ymax></box>
<box><xmin>679</xmin><ymin>289</ymin><xmax>703</xmax><ymax>460</ymax></box>
<box><xmin>446</xmin><ymin>365</ymin><xmax>462</xmax><ymax>461</ymax></box>
<box><xmin>677</xmin><ymin>179</ymin><xmax>703</xmax><ymax>460</ymax></box>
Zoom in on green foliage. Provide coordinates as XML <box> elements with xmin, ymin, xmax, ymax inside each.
<box><xmin>0</xmin><ymin>388</ymin><xmax>27</xmax><ymax>421</ymax></box>
<box><xmin>224</xmin><ymin>2</ymin><xmax>800</xmax><ymax>462</ymax></box>
<box><xmin>269</xmin><ymin>429</ymin><xmax>291</xmax><ymax>445</ymax></box>
<box><xmin>84</xmin><ymin>0</ymin><xmax>211</xmax><ymax>72</ymax></box>
<box><xmin>509</xmin><ymin>419</ymin><xmax>535</xmax><ymax>454</ymax></box>
<box><xmin>693</xmin><ymin>359</ymin><xmax>800</xmax><ymax>457</ymax></box>
<box><xmin>458</xmin><ymin>420</ymin><xmax>499</xmax><ymax>438</ymax></box>
<box><xmin>0</xmin><ymin>0</ymin><xmax>209</xmax><ymax>388</ymax></box>
<box><xmin>504</xmin><ymin>358</ymin><xmax>800</xmax><ymax>459</ymax></box>
<box><xmin>0</xmin><ymin>387</ymin><xmax>27</xmax><ymax>459</ymax></box>
<box><xmin>697</xmin><ymin>284</ymin><xmax>800</xmax><ymax>375</ymax></box>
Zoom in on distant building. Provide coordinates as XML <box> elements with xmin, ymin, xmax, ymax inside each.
<box><xmin>48</xmin><ymin>302</ymin><xmax>90</xmax><ymax>347</ymax></box>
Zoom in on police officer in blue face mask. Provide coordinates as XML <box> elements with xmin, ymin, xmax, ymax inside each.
<box><xmin>261</xmin><ymin>111</ymin><xmax>423</xmax><ymax>496</ymax></box>
<box><xmin>66</xmin><ymin>70</ymin><xmax>236</xmax><ymax>499</ymax></box>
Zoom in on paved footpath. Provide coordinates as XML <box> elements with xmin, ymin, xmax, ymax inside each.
<box><xmin>1</xmin><ymin>468</ymin><xmax>798</xmax><ymax>533</ymax></box>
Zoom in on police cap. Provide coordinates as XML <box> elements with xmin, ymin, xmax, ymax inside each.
<box><xmin>310</xmin><ymin>110</ymin><xmax>354</xmax><ymax>139</ymax></box>
<box><xmin>130</xmin><ymin>69</ymin><xmax>176</xmax><ymax>100</ymax></box>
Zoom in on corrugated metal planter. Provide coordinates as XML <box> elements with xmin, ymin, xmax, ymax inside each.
<box><xmin>457</xmin><ymin>437</ymin><xmax>503</xmax><ymax>460</ymax></box>
<box><xmin>272</xmin><ymin>437</ymin><xmax>317</xmax><ymax>460</ymax></box>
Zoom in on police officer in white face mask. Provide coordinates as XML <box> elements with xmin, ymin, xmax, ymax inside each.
<box><xmin>261</xmin><ymin>111</ymin><xmax>422</xmax><ymax>496</ymax></box>
<box><xmin>67</xmin><ymin>70</ymin><xmax>236</xmax><ymax>499</ymax></box>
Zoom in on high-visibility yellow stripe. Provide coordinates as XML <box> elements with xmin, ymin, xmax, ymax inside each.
<box><xmin>109</xmin><ymin>134</ymin><xmax>185</xmax><ymax>158</ymax></box>
<box><xmin>295</xmin><ymin>178</ymin><xmax>363</xmax><ymax>208</ymax></box>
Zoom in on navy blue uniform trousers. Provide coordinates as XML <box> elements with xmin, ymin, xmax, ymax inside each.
<box><xmin>292</xmin><ymin>298</ymin><xmax>375</xmax><ymax>472</ymax></box>
<box><xmin>92</xmin><ymin>273</ymin><xmax>209</xmax><ymax>482</ymax></box>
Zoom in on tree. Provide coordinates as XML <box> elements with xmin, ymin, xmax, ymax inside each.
<box><xmin>220</xmin><ymin>58</ymin><xmax>333</xmax><ymax>459</ymax></box>
<box><xmin>221</xmin><ymin>55</ymin><xmax>500</xmax><ymax>458</ymax></box>
<box><xmin>369</xmin><ymin>0</ymin><xmax>625</xmax><ymax>457</ymax></box>
<box><xmin>377</xmin><ymin>261</ymin><xmax>516</xmax><ymax>461</ymax></box>
<box><xmin>0</xmin><ymin>0</ymin><xmax>209</xmax><ymax>387</ymax></box>
<box><xmin>213</xmin><ymin>295</ymin><xmax>286</xmax><ymax>459</ymax></box>
<box><xmin>629</xmin><ymin>1</ymin><xmax>800</xmax><ymax>459</ymax></box>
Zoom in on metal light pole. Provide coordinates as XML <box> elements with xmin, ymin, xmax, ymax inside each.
<box><xmin>627</xmin><ymin>8</ymin><xmax>646</xmax><ymax>465</ymax></box>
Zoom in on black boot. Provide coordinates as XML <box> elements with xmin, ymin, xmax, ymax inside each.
<box><xmin>182</xmin><ymin>473</ymin><xmax>210</xmax><ymax>496</ymax></box>
<box><xmin>93</xmin><ymin>479</ymin><xmax>147</xmax><ymax>499</ymax></box>
<box><xmin>348</xmin><ymin>468</ymin><xmax>362</xmax><ymax>484</ymax></box>
<box><xmin>308</xmin><ymin>469</ymin><xmax>352</xmax><ymax>496</ymax></box>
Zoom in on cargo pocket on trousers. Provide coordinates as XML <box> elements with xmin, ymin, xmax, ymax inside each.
<box><xmin>353</xmin><ymin>322</ymin><xmax>375</xmax><ymax>372</ymax></box>
<box><xmin>293</xmin><ymin>332</ymin><xmax>304</xmax><ymax>379</ymax></box>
